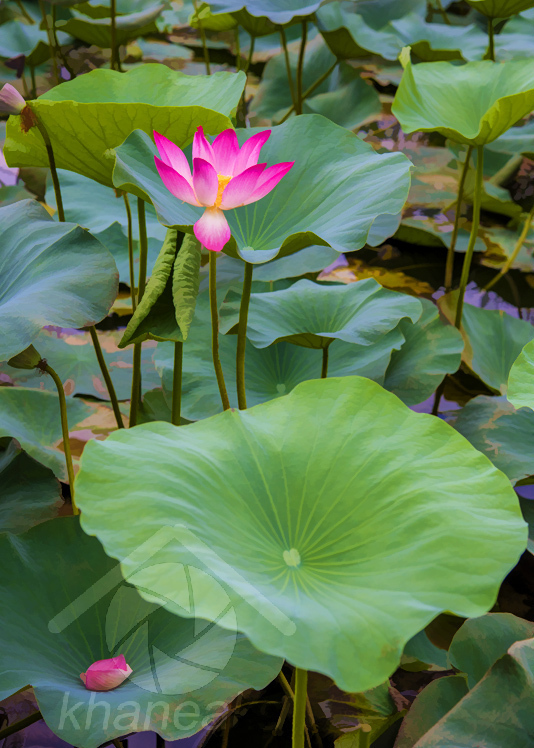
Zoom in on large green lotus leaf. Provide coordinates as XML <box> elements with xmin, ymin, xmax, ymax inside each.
<box><xmin>492</xmin><ymin>14</ymin><xmax>534</xmax><ymax>61</ymax></box>
<box><xmin>450</xmin><ymin>396</ymin><xmax>534</xmax><ymax>484</ymax></box>
<box><xmin>112</xmin><ymin>115</ymin><xmax>413</xmax><ymax>263</ymax></box>
<box><xmin>251</xmin><ymin>37</ymin><xmax>381</xmax><ymax>129</ymax></box>
<box><xmin>383</xmin><ymin>298</ymin><xmax>463</xmax><ymax>405</ymax></box>
<box><xmin>4</xmin><ymin>66</ymin><xmax>246</xmax><ymax>187</ymax></box>
<box><xmin>395</xmin><ymin>216</ymin><xmax>486</xmax><ymax>254</ymax></box>
<box><xmin>448</xmin><ymin>613</ymin><xmax>534</xmax><ymax>688</ymax></box>
<box><xmin>389</xmin><ymin>14</ymin><xmax>486</xmax><ymax>62</ymax></box>
<box><xmin>480</xmin><ymin>224</ymin><xmax>534</xmax><ymax>274</ymax></box>
<box><xmin>154</xmin><ymin>289</ymin><xmax>403</xmax><ymax>419</ymax></box>
<box><xmin>438</xmin><ymin>294</ymin><xmax>534</xmax><ymax>394</ymax></box>
<box><xmin>0</xmin><ymin>440</ymin><xmax>62</xmax><ymax>535</ymax></box>
<box><xmin>210</xmin><ymin>247</ymin><xmax>340</xmax><ymax>285</ymax></box>
<box><xmin>466</xmin><ymin>0</ymin><xmax>534</xmax><ymax>17</ymax></box>
<box><xmin>44</xmin><ymin>169</ymin><xmax>166</xmax><ymax>240</ymax></box>
<box><xmin>75</xmin><ymin>376</ymin><xmax>526</xmax><ymax>693</ymax></box>
<box><xmin>56</xmin><ymin>4</ymin><xmax>165</xmax><ymax>48</ymax></box>
<box><xmin>488</xmin><ymin>118</ymin><xmax>534</xmax><ymax>159</ymax></box>
<box><xmin>392</xmin><ymin>57</ymin><xmax>534</xmax><ymax>146</ymax></box>
<box><xmin>316</xmin><ymin>2</ymin><xmax>401</xmax><ymax>60</ymax></box>
<box><xmin>0</xmin><ymin>20</ymin><xmax>71</xmax><ymax>68</ymax></box>
<box><xmin>0</xmin><ymin>387</ymin><xmax>90</xmax><ymax>479</ymax></box>
<box><xmin>0</xmin><ymin>200</ymin><xmax>118</xmax><ymax>362</ymax></box>
<box><xmin>406</xmin><ymin>638</ymin><xmax>534</xmax><ymax>747</ymax></box>
<box><xmin>508</xmin><ymin>339</ymin><xmax>534</xmax><ymax>411</ymax></box>
<box><xmin>394</xmin><ymin>676</ymin><xmax>469</xmax><ymax>748</ymax></box>
<box><xmin>0</xmin><ymin>330</ymin><xmax>161</xmax><ymax>400</ymax></box>
<box><xmin>231</xmin><ymin>278</ymin><xmax>422</xmax><ymax>349</ymax></box>
<box><xmin>76</xmin><ymin>0</ymin><xmax>170</xmax><ymax>16</ymax></box>
<box><xmin>0</xmin><ymin>516</ymin><xmax>282</xmax><ymax>748</ymax></box>
<box><xmin>207</xmin><ymin>0</ymin><xmax>321</xmax><ymax>25</ymax></box>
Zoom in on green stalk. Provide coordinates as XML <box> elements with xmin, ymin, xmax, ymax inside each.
<box><xmin>33</xmin><ymin>116</ymin><xmax>65</xmax><ymax>222</ymax></box>
<box><xmin>129</xmin><ymin>198</ymin><xmax>148</xmax><ymax>427</ymax></box>
<box><xmin>51</xmin><ymin>4</ymin><xmax>75</xmax><ymax>80</ymax></box>
<box><xmin>235</xmin><ymin>27</ymin><xmax>241</xmax><ymax>71</ymax></box>
<box><xmin>236</xmin><ymin>262</ymin><xmax>253</xmax><ymax>409</ymax></box>
<box><xmin>295</xmin><ymin>21</ymin><xmax>308</xmax><ymax>115</ymax></box>
<box><xmin>278</xmin><ymin>61</ymin><xmax>337</xmax><ymax>124</ymax></box>
<box><xmin>122</xmin><ymin>193</ymin><xmax>137</xmax><ymax>313</ymax></box>
<box><xmin>45</xmin><ymin>363</ymin><xmax>77</xmax><ymax>513</ymax></box>
<box><xmin>321</xmin><ymin>346</ymin><xmax>329</xmax><ymax>379</ymax></box>
<box><xmin>193</xmin><ymin>0</ymin><xmax>211</xmax><ymax>75</ymax></box>
<box><xmin>292</xmin><ymin>669</ymin><xmax>308</xmax><ymax>748</ymax></box>
<box><xmin>209</xmin><ymin>251</ymin><xmax>230</xmax><ymax>411</ymax></box>
<box><xmin>485</xmin><ymin>203</ymin><xmax>534</xmax><ymax>291</ymax></box>
<box><xmin>486</xmin><ymin>18</ymin><xmax>495</xmax><ymax>61</ymax></box>
<box><xmin>435</xmin><ymin>0</ymin><xmax>450</xmax><ymax>23</ymax></box>
<box><xmin>0</xmin><ymin>711</ymin><xmax>42</xmax><ymax>740</ymax></box>
<box><xmin>171</xmin><ymin>341</ymin><xmax>183</xmax><ymax>425</ymax></box>
<box><xmin>88</xmin><ymin>326</ymin><xmax>124</xmax><ymax>429</ymax></box>
<box><xmin>445</xmin><ymin>144</ymin><xmax>473</xmax><ymax>292</ymax></box>
<box><xmin>279</xmin><ymin>25</ymin><xmax>296</xmax><ymax>108</ymax></box>
<box><xmin>30</xmin><ymin>64</ymin><xmax>37</xmax><ymax>98</ymax></box>
<box><xmin>110</xmin><ymin>0</ymin><xmax>118</xmax><ymax>71</ymax></box>
<box><xmin>16</xmin><ymin>0</ymin><xmax>35</xmax><ymax>24</ymax></box>
<box><xmin>38</xmin><ymin>0</ymin><xmax>59</xmax><ymax>86</ymax></box>
<box><xmin>244</xmin><ymin>34</ymin><xmax>255</xmax><ymax>74</ymax></box>
<box><xmin>455</xmin><ymin>145</ymin><xmax>484</xmax><ymax>329</ymax></box>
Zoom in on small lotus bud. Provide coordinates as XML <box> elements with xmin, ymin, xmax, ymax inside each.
<box><xmin>80</xmin><ymin>655</ymin><xmax>132</xmax><ymax>691</ymax></box>
<box><xmin>8</xmin><ymin>345</ymin><xmax>42</xmax><ymax>370</ymax></box>
<box><xmin>0</xmin><ymin>83</ymin><xmax>26</xmax><ymax>115</ymax></box>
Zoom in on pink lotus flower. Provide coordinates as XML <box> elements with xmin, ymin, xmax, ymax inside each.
<box><xmin>80</xmin><ymin>655</ymin><xmax>132</xmax><ymax>691</ymax></box>
<box><xmin>0</xmin><ymin>83</ymin><xmax>25</xmax><ymax>115</ymax></box>
<box><xmin>154</xmin><ymin>126</ymin><xmax>294</xmax><ymax>252</ymax></box>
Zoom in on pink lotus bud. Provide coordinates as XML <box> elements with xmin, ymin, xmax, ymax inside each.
<box><xmin>0</xmin><ymin>83</ymin><xmax>26</xmax><ymax>115</ymax></box>
<box><xmin>80</xmin><ymin>655</ymin><xmax>132</xmax><ymax>691</ymax></box>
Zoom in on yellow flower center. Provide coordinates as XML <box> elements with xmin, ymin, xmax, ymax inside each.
<box><xmin>215</xmin><ymin>174</ymin><xmax>232</xmax><ymax>207</ymax></box>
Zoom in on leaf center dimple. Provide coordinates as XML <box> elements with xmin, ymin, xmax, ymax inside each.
<box><xmin>283</xmin><ymin>548</ymin><xmax>301</xmax><ymax>567</ymax></box>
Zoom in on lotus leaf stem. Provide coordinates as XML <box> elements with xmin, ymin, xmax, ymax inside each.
<box><xmin>279</xmin><ymin>25</ymin><xmax>297</xmax><ymax>108</ymax></box>
<box><xmin>292</xmin><ymin>668</ymin><xmax>308</xmax><ymax>748</ymax></box>
<box><xmin>455</xmin><ymin>145</ymin><xmax>484</xmax><ymax>329</ymax></box>
<box><xmin>209</xmin><ymin>251</ymin><xmax>230</xmax><ymax>410</ymax></box>
<box><xmin>244</xmin><ymin>34</ymin><xmax>255</xmax><ymax>74</ymax></box>
<box><xmin>0</xmin><ymin>711</ymin><xmax>42</xmax><ymax>740</ymax></box>
<box><xmin>192</xmin><ymin>0</ymin><xmax>211</xmax><ymax>75</ymax></box>
<box><xmin>172</xmin><ymin>341</ymin><xmax>183</xmax><ymax>425</ymax></box>
<box><xmin>110</xmin><ymin>0</ymin><xmax>118</xmax><ymax>71</ymax></box>
<box><xmin>445</xmin><ymin>144</ymin><xmax>473</xmax><ymax>291</ymax></box>
<box><xmin>278</xmin><ymin>61</ymin><xmax>338</xmax><ymax>124</ymax></box>
<box><xmin>112</xmin><ymin>740</ymin><xmax>125</xmax><ymax>748</ymax></box>
<box><xmin>434</xmin><ymin>0</ymin><xmax>450</xmax><ymax>24</ymax></box>
<box><xmin>88</xmin><ymin>326</ymin><xmax>124</xmax><ymax>429</ymax></box>
<box><xmin>129</xmin><ymin>199</ymin><xmax>148</xmax><ymax>427</ymax></box>
<box><xmin>51</xmin><ymin>5</ymin><xmax>75</xmax><ymax>80</ymax></box>
<box><xmin>16</xmin><ymin>0</ymin><xmax>35</xmax><ymax>24</ymax></box>
<box><xmin>236</xmin><ymin>261</ymin><xmax>253</xmax><ymax>409</ymax></box>
<box><xmin>33</xmin><ymin>116</ymin><xmax>65</xmax><ymax>223</ymax></box>
<box><xmin>44</xmin><ymin>363</ymin><xmax>78</xmax><ymax>513</ymax></box>
<box><xmin>30</xmin><ymin>65</ymin><xmax>37</xmax><ymax>98</ymax></box>
<box><xmin>486</xmin><ymin>18</ymin><xmax>495</xmax><ymax>61</ymax></box>
<box><xmin>485</xmin><ymin>203</ymin><xmax>534</xmax><ymax>292</ymax></box>
<box><xmin>235</xmin><ymin>28</ymin><xmax>241</xmax><ymax>71</ymax></box>
<box><xmin>295</xmin><ymin>21</ymin><xmax>308</xmax><ymax>115</ymax></box>
<box><xmin>38</xmin><ymin>0</ymin><xmax>59</xmax><ymax>86</ymax></box>
<box><xmin>321</xmin><ymin>346</ymin><xmax>329</xmax><ymax>379</ymax></box>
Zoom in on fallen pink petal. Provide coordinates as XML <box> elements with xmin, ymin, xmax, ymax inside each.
<box><xmin>80</xmin><ymin>655</ymin><xmax>132</xmax><ymax>691</ymax></box>
<box><xmin>154</xmin><ymin>126</ymin><xmax>294</xmax><ymax>252</ymax></box>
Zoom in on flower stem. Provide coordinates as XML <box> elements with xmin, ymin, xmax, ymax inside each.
<box><xmin>292</xmin><ymin>669</ymin><xmax>308</xmax><ymax>748</ymax></box>
<box><xmin>44</xmin><ymin>363</ymin><xmax>77</xmax><ymax>513</ymax></box>
<box><xmin>129</xmin><ymin>198</ymin><xmax>148</xmax><ymax>427</ymax></box>
<box><xmin>278</xmin><ymin>61</ymin><xmax>337</xmax><ymax>124</ymax></box>
<box><xmin>88</xmin><ymin>325</ymin><xmax>124</xmax><ymax>429</ymax></box>
<box><xmin>455</xmin><ymin>144</ymin><xmax>484</xmax><ymax>329</ymax></box>
<box><xmin>295</xmin><ymin>21</ymin><xmax>308</xmax><ymax>115</ymax></box>
<box><xmin>321</xmin><ymin>346</ymin><xmax>329</xmax><ymax>379</ymax></box>
<box><xmin>486</xmin><ymin>18</ymin><xmax>495</xmax><ymax>61</ymax></box>
<box><xmin>171</xmin><ymin>341</ymin><xmax>183</xmax><ymax>425</ymax></box>
<box><xmin>445</xmin><ymin>144</ymin><xmax>473</xmax><ymax>292</ymax></box>
<box><xmin>38</xmin><ymin>0</ymin><xmax>59</xmax><ymax>86</ymax></box>
<box><xmin>193</xmin><ymin>0</ymin><xmax>211</xmax><ymax>75</ymax></box>
<box><xmin>34</xmin><ymin>116</ymin><xmax>65</xmax><ymax>222</ymax></box>
<box><xmin>485</xmin><ymin>203</ymin><xmax>534</xmax><ymax>292</ymax></box>
<box><xmin>209</xmin><ymin>251</ymin><xmax>230</xmax><ymax>411</ymax></box>
<box><xmin>279</xmin><ymin>25</ymin><xmax>296</xmax><ymax>108</ymax></box>
<box><xmin>244</xmin><ymin>34</ymin><xmax>255</xmax><ymax>74</ymax></box>
<box><xmin>236</xmin><ymin>262</ymin><xmax>253</xmax><ymax>409</ymax></box>
<box><xmin>122</xmin><ymin>193</ymin><xmax>137</xmax><ymax>313</ymax></box>
<box><xmin>235</xmin><ymin>27</ymin><xmax>241</xmax><ymax>71</ymax></box>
